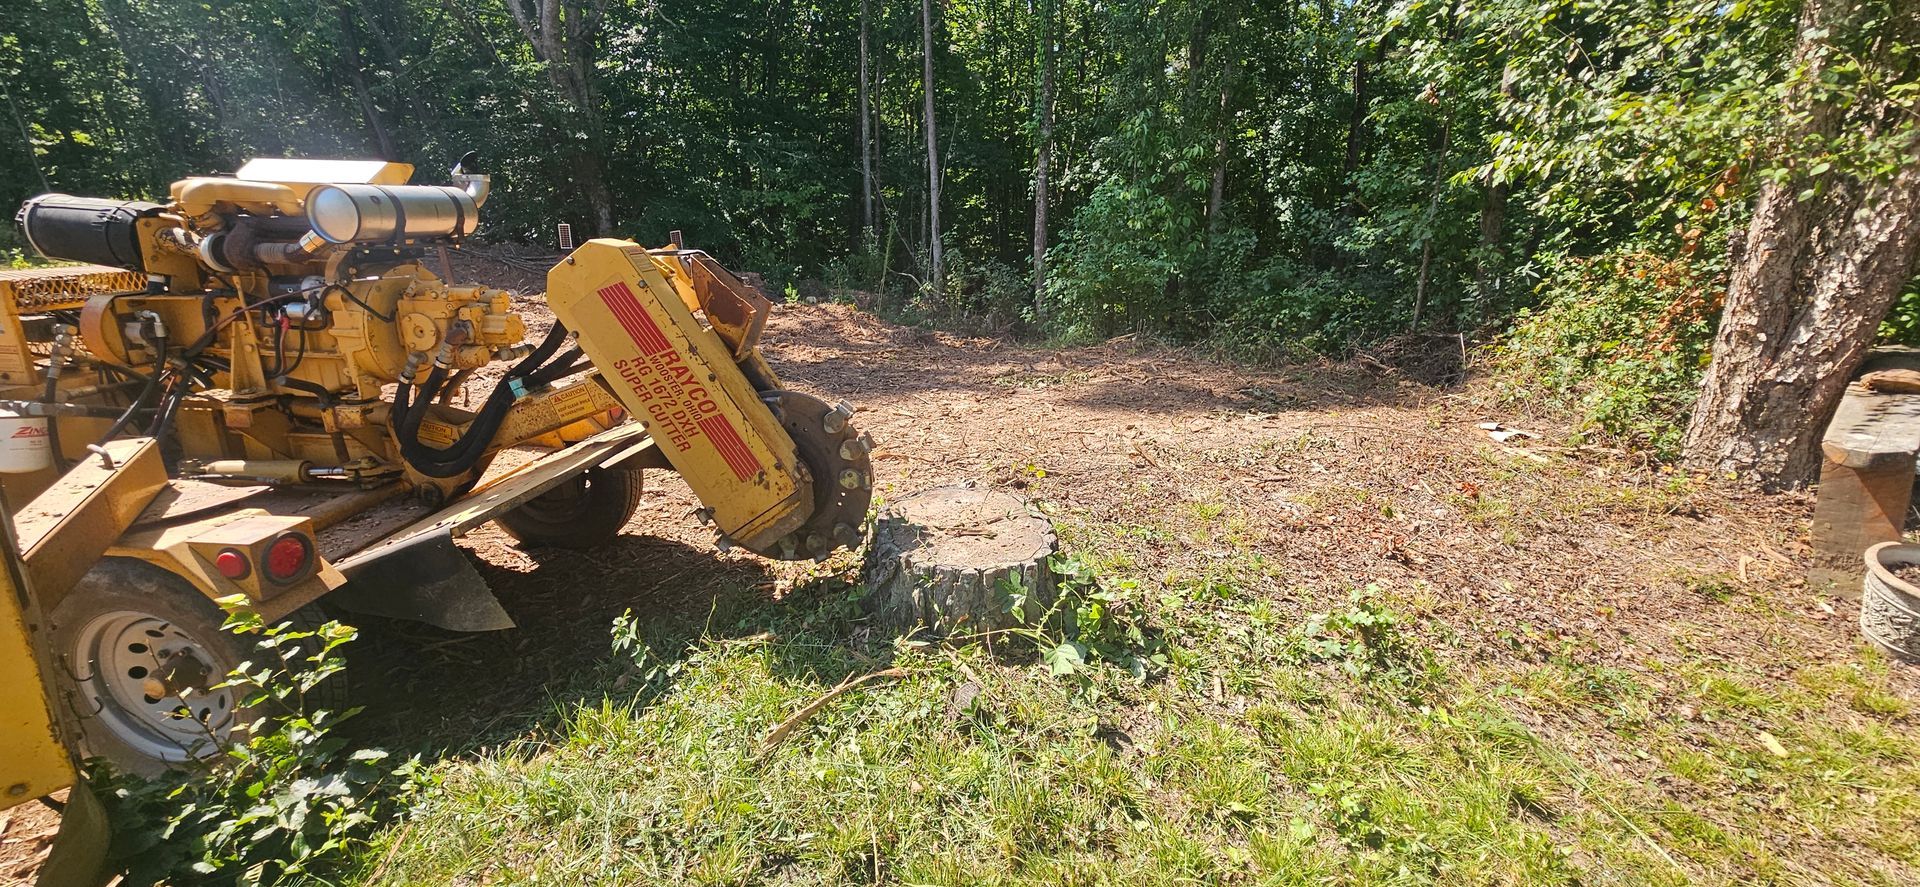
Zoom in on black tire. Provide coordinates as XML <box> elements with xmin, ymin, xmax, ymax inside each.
<box><xmin>494</xmin><ymin>466</ymin><xmax>643</xmax><ymax>549</ymax></box>
<box><xmin>47</xmin><ymin>558</ymin><xmax>347</xmax><ymax>777</ymax></box>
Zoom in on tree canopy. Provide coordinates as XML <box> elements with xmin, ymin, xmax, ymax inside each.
<box><xmin>2</xmin><ymin>0</ymin><xmax>1915</xmax><ymax>434</ymax></box>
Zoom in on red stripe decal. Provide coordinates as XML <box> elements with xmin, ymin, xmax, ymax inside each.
<box><xmin>698</xmin><ymin>415</ymin><xmax>761</xmax><ymax>481</ymax></box>
<box><xmin>597</xmin><ymin>282</ymin><xmax>672</xmax><ymax>355</ymax></box>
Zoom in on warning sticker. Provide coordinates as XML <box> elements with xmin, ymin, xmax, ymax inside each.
<box><xmin>549</xmin><ymin>383</ymin><xmax>599</xmax><ymax>423</ymax></box>
<box><xmin>597</xmin><ymin>281</ymin><xmax>762</xmax><ymax>482</ymax></box>
<box><xmin>415</xmin><ymin>419</ymin><xmax>460</xmax><ymax>448</ymax></box>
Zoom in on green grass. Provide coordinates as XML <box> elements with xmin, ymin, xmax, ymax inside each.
<box><xmin>343</xmin><ymin>510</ymin><xmax>1920</xmax><ymax>886</ymax></box>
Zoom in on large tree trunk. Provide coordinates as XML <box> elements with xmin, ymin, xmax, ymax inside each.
<box><xmin>1475</xmin><ymin>66</ymin><xmax>1515</xmax><ymax>306</ymax></box>
<box><xmin>1206</xmin><ymin>74</ymin><xmax>1232</xmax><ymax>231</ymax></box>
<box><xmin>921</xmin><ymin>0</ymin><xmax>944</xmax><ymax>297</ymax></box>
<box><xmin>859</xmin><ymin>0</ymin><xmax>874</xmax><ymax>244</ymax></box>
<box><xmin>1031</xmin><ymin>0</ymin><xmax>1055</xmax><ymax>316</ymax></box>
<box><xmin>1682</xmin><ymin>0</ymin><xmax>1920</xmax><ymax>489</ymax></box>
<box><xmin>508</xmin><ymin>0</ymin><xmax>616</xmax><ymax>234</ymax></box>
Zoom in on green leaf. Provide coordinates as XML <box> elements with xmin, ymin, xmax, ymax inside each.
<box><xmin>1045</xmin><ymin>642</ymin><xmax>1086</xmax><ymax>676</ymax></box>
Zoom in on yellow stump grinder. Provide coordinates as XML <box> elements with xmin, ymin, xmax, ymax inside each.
<box><xmin>0</xmin><ymin>157</ymin><xmax>874</xmax><ymax>773</ymax></box>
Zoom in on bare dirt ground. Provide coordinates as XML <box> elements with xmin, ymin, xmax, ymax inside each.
<box><xmin>356</xmin><ymin>297</ymin><xmax>1915</xmax><ymax>882</ymax></box>
<box><xmin>0</xmin><ymin>799</ymin><xmax>60</xmax><ymax>885</ymax></box>
<box><xmin>344</xmin><ymin>294</ymin><xmax>1903</xmax><ymax>750</ymax></box>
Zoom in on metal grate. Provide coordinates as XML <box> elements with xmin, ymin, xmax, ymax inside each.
<box><xmin>0</xmin><ymin>265</ymin><xmax>147</xmax><ymax>312</ymax></box>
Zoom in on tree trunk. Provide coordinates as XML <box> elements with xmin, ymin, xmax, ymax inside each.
<box><xmin>921</xmin><ymin>0</ymin><xmax>944</xmax><ymax>298</ymax></box>
<box><xmin>1682</xmin><ymin>0</ymin><xmax>1920</xmax><ymax>489</ymax></box>
<box><xmin>1342</xmin><ymin>57</ymin><xmax>1368</xmax><ymax>198</ymax></box>
<box><xmin>1206</xmin><ymin>77</ymin><xmax>1231</xmax><ymax>230</ymax></box>
<box><xmin>1031</xmin><ymin>0</ymin><xmax>1056</xmax><ymax>316</ymax></box>
<box><xmin>1475</xmin><ymin>66</ymin><xmax>1515</xmax><ymax>306</ymax></box>
<box><xmin>507</xmin><ymin>0</ymin><xmax>616</xmax><ymax>234</ymax></box>
<box><xmin>859</xmin><ymin>0</ymin><xmax>875</xmax><ymax>244</ymax></box>
<box><xmin>1473</xmin><ymin>179</ymin><xmax>1506</xmax><ymax>303</ymax></box>
<box><xmin>339</xmin><ymin>7</ymin><xmax>396</xmax><ymax>160</ymax></box>
<box><xmin>1410</xmin><ymin>111</ymin><xmax>1452</xmax><ymax>332</ymax></box>
<box><xmin>863</xmin><ymin>486</ymin><xmax>1058</xmax><ymax>635</ymax></box>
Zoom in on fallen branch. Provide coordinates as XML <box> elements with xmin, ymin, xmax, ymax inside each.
<box><xmin>757</xmin><ymin>667</ymin><xmax>907</xmax><ymax>757</ymax></box>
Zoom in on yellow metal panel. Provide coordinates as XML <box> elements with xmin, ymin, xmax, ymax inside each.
<box><xmin>0</xmin><ymin>509</ymin><xmax>75</xmax><ymax>810</ymax></box>
<box><xmin>547</xmin><ymin>241</ymin><xmax>810</xmax><ymax>550</ymax></box>
<box><xmin>343</xmin><ymin>423</ymin><xmax>654</xmax><ymax>563</ymax></box>
<box><xmin>15</xmin><ymin>438</ymin><xmax>169</xmax><ymax>612</ymax></box>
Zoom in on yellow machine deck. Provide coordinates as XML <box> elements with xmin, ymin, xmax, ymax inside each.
<box><xmin>0</xmin><ymin>157</ymin><xmax>874</xmax><ymax>776</ymax></box>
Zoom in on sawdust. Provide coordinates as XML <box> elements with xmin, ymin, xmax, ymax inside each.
<box><xmin>0</xmin><ymin>795</ymin><xmax>59</xmax><ymax>883</ymax></box>
<box><xmin>751</xmin><ymin>303</ymin><xmax>1847</xmax><ymax>674</ymax></box>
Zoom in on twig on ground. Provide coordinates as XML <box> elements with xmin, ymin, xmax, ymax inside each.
<box><xmin>757</xmin><ymin>668</ymin><xmax>907</xmax><ymax>757</ymax></box>
<box><xmin>367</xmin><ymin>820</ymin><xmax>413</xmax><ymax>884</ymax></box>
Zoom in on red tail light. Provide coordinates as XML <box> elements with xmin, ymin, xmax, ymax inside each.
<box><xmin>214</xmin><ymin>548</ymin><xmax>251</xmax><ymax>580</ymax></box>
<box><xmin>265</xmin><ymin>534</ymin><xmax>313</xmax><ymax>582</ymax></box>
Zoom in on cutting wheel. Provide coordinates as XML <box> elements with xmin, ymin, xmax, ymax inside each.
<box><xmin>751</xmin><ymin>390</ymin><xmax>875</xmax><ymax>561</ymax></box>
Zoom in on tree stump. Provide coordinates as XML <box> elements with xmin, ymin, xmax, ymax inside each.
<box><xmin>863</xmin><ymin>485</ymin><xmax>1058</xmax><ymax>636</ymax></box>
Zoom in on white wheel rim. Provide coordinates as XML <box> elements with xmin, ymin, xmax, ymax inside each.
<box><xmin>70</xmin><ymin>609</ymin><xmax>238</xmax><ymax>763</ymax></box>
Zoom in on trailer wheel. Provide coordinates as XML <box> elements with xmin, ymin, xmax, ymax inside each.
<box><xmin>494</xmin><ymin>466</ymin><xmax>642</xmax><ymax>549</ymax></box>
<box><xmin>48</xmin><ymin>559</ymin><xmax>347</xmax><ymax>777</ymax></box>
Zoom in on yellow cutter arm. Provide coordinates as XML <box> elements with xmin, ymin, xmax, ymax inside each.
<box><xmin>550</xmin><ymin>239</ymin><xmax>872</xmax><ymax>560</ymax></box>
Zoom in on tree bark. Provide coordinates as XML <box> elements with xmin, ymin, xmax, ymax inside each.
<box><xmin>859</xmin><ymin>0</ymin><xmax>875</xmax><ymax>244</ymax></box>
<box><xmin>1682</xmin><ymin>0</ymin><xmax>1920</xmax><ymax>489</ymax></box>
<box><xmin>863</xmin><ymin>486</ymin><xmax>1058</xmax><ymax>636</ymax></box>
<box><xmin>1031</xmin><ymin>0</ymin><xmax>1056</xmax><ymax>316</ymax></box>
<box><xmin>1207</xmin><ymin>76</ymin><xmax>1232</xmax><ymax>230</ymax></box>
<box><xmin>1475</xmin><ymin>65</ymin><xmax>1516</xmax><ymax>305</ymax></box>
<box><xmin>921</xmin><ymin>0</ymin><xmax>944</xmax><ymax>297</ymax></box>
<box><xmin>508</xmin><ymin>0</ymin><xmax>616</xmax><ymax>234</ymax></box>
<box><xmin>1342</xmin><ymin>57</ymin><xmax>1368</xmax><ymax>198</ymax></box>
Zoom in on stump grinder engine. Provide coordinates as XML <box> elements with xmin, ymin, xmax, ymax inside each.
<box><xmin>3</xmin><ymin>158</ymin><xmax>873</xmax><ymax>772</ymax></box>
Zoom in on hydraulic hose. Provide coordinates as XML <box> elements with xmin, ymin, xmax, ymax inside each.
<box><xmin>92</xmin><ymin>335</ymin><xmax>165</xmax><ymax>446</ymax></box>
<box><xmin>43</xmin><ymin>346</ymin><xmax>65</xmax><ymax>471</ymax></box>
<box><xmin>392</xmin><ymin>324</ymin><xmax>573</xmax><ymax>477</ymax></box>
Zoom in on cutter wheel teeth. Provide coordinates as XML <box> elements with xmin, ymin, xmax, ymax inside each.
<box><xmin>749</xmin><ymin>390</ymin><xmax>875</xmax><ymax>562</ymax></box>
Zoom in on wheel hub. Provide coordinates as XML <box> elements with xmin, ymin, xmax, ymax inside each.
<box><xmin>750</xmin><ymin>390</ymin><xmax>875</xmax><ymax>561</ymax></box>
<box><xmin>70</xmin><ymin>610</ymin><xmax>237</xmax><ymax>763</ymax></box>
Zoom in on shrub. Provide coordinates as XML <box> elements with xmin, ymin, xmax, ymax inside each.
<box><xmin>1002</xmin><ymin>552</ymin><xmax>1168</xmax><ymax>684</ymax></box>
<box><xmin>98</xmin><ymin>605</ymin><xmax>432</xmax><ymax>886</ymax></box>
<box><xmin>919</xmin><ymin>249</ymin><xmax>1030</xmax><ymax>333</ymax></box>
<box><xmin>1491</xmin><ymin>250</ymin><xmax>1721</xmax><ymax>457</ymax></box>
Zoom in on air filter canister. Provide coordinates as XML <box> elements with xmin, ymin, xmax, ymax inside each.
<box><xmin>15</xmin><ymin>194</ymin><xmax>161</xmax><ymax>270</ymax></box>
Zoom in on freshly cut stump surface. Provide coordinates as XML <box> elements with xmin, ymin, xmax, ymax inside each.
<box><xmin>864</xmin><ymin>485</ymin><xmax>1058</xmax><ymax>636</ymax></box>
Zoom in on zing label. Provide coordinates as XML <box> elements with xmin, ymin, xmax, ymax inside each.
<box><xmin>597</xmin><ymin>281</ymin><xmax>762</xmax><ymax>482</ymax></box>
